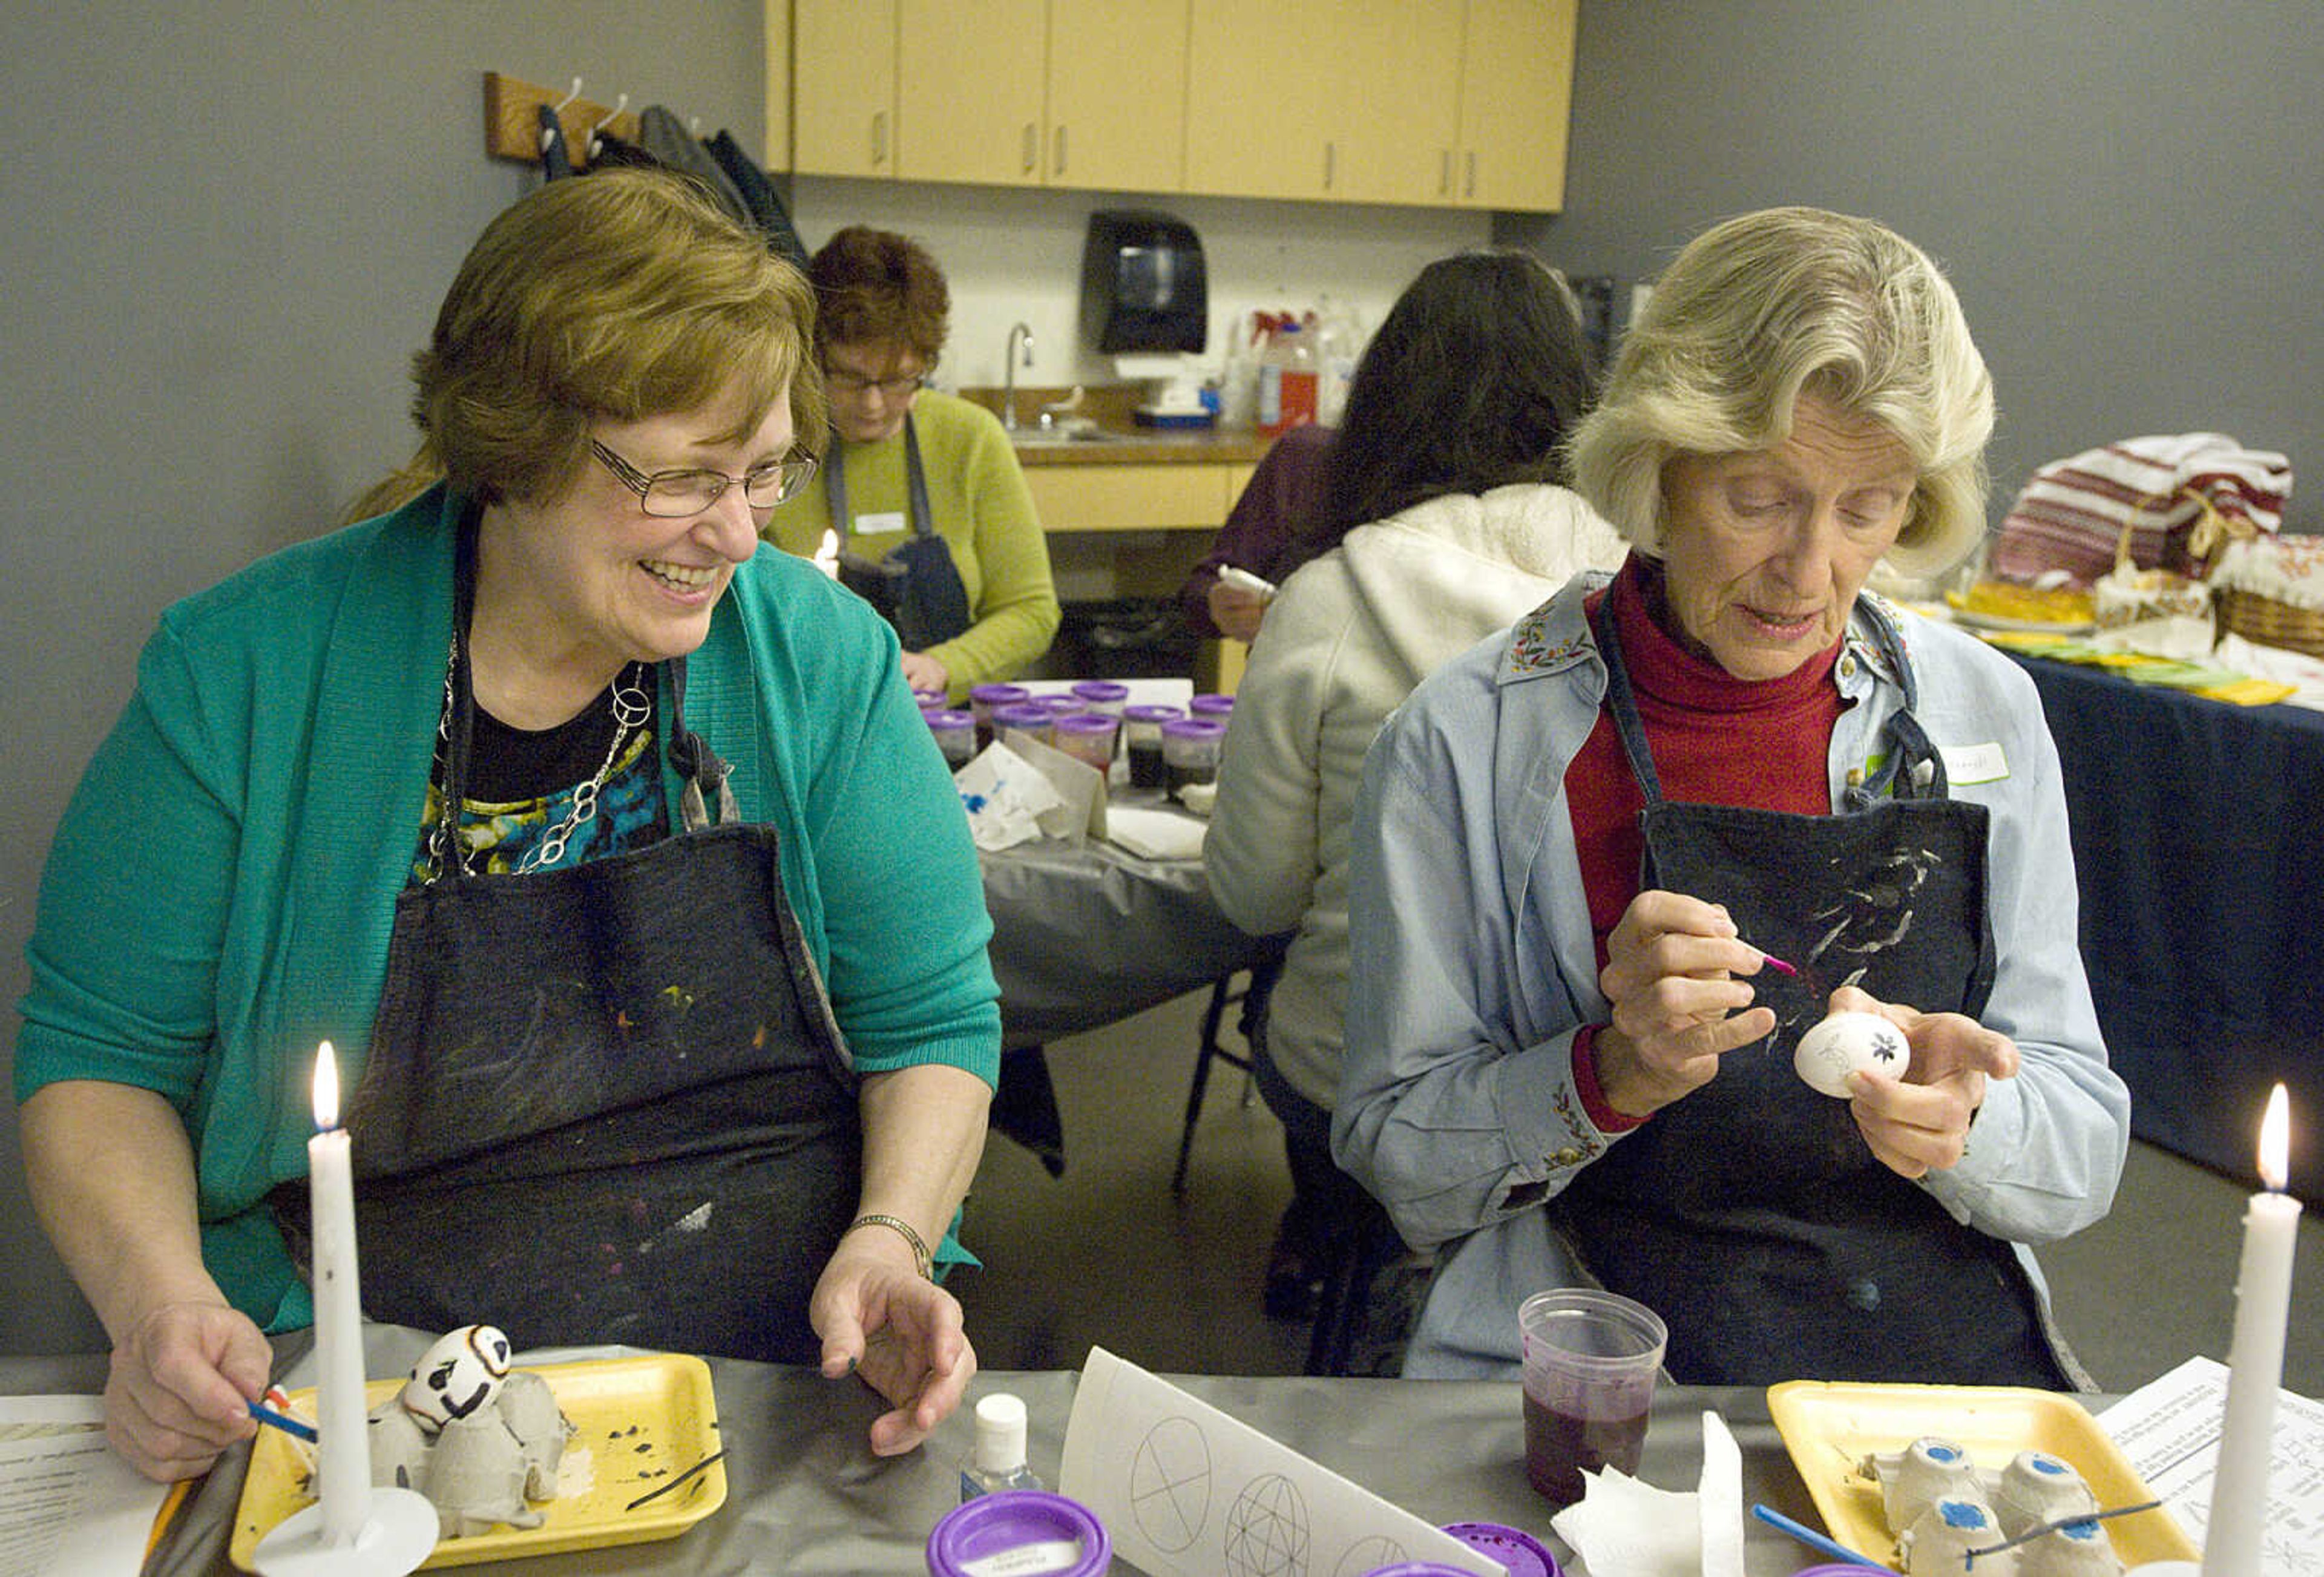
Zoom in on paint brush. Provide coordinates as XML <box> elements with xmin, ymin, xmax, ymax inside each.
<box><xmin>248</xmin><ymin>1398</ymin><xmax>320</xmax><ymax>1443</ymax></box>
<box><xmin>1750</xmin><ymin>1503</ymin><xmax>1895</xmax><ymax>1571</ymax></box>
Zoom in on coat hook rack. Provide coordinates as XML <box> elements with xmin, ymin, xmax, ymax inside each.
<box><xmin>483</xmin><ymin>70</ymin><xmax>640</xmax><ymax>170</ymax></box>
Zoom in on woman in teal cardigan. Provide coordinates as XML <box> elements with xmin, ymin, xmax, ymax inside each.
<box><xmin>15</xmin><ymin>171</ymin><xmax>999</xmax><ymax>1481</ymax></box>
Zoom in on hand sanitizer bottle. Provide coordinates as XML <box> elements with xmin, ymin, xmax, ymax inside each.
<box><xmin>959</xmin><ymin>1392</ymin><xmax>1043</xmax><ymax>1501</ymax></box>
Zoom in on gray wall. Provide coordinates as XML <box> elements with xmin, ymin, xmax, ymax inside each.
<box><xmin>1506</xmin><ymin>0</ymin><xmax>2323</xmax><ymax>533</ymax></box>
<box><xmin>0</xmin><ymin>4</ymin><xmax>767</xmax><ymax>1355</ymax></box>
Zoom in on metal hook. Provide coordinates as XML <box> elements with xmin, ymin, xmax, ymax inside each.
<box><xmin>542</xmin><ymin>77</ymin><xmax>583</xmax><ymax>153</ymax></box>
<box><xmin>588</xmin><ymin>93</ymin><xmax>629</xmax><ymax>156</ymax></box>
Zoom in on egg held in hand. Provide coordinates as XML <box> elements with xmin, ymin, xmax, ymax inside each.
<box><xmin>1793</xmin><ymin>1011</ymin><xmax>1909</xmax><ymax>1098</ymax></box>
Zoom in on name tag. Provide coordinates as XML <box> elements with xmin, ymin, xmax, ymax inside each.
<box><xmin>852</xmin><ymin>510</ymin><xmax>906</xmax><ymax>536</ymax></box>
<box><xmin>1939</xmin><ymin>741</ymin><xmax>2009</xmax><ymax>784</ymax></box>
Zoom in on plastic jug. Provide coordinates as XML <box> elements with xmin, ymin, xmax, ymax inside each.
<box><xmin>1257</xmin><ymin>320</ymin><xmax>1318</xmax><ymax>436</ymax></box>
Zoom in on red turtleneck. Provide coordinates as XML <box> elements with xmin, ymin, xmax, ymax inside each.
<box><xmin>1566</xmin><ymin>556</ymin><xmax>1848</xmax><ymax>1129</ymax></box>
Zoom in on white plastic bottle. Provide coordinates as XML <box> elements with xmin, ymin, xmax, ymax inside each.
<box><xmin>959</xmin><ymin>1392</ymin><xmax>1043</xmax><ymax>1501</ymax></box>
<box><xmin>1258</xmin><ymin>320</ymin><xmax>1318</xmax><ymax>436</ymax></box>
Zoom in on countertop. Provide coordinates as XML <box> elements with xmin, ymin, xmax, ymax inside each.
<box><xmin>959</xmin><ymin>384</ymin><xmax>1283</xmax><ymax>467</ymax></box>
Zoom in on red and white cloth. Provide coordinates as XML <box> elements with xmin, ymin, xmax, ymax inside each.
<box><xmin>1990</xmin><ymin>433</ymin><xmax>2292</xmax><ymax>585</ymax></box>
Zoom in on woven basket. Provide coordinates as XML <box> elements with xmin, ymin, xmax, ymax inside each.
<box><xmin>2216</xmin><ymin>586</ymin><xmax>2324</xmax><ymax>657</ymax></box>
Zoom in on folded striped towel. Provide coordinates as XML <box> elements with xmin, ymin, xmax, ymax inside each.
<box><xmin>1991</xmin><ymin>433</ymin><xmax>2292</xmax><ymax>585</ymax></box>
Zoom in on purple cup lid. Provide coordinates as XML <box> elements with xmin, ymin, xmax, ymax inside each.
<box><xmin>1070</xmin><ymin>680</ymin><xmax>1131</xmax><ymax>702</ymax></box>
<box><xmin>1189</xmin><ymin>692</ymin><xmax>1235</xmax><ymax>716</ymax></box>
<box><xmin>925</xmin><ymin>1490</ymin><xmax>1111</xmax><ymax>1577</ymax></box>
<box><xmin>1159</xmin><ymin>716</ymin><xmax>1226</xmax><ymax>739</ymax></box>
<box><xmin>924</xmin><ymin>709</ymin><xmax>975</xmax><ymax>729</ymax></box>
<box><xmin>1123</xmin><ymin>703</ymin><xmax>1185</xmax><ymax>724</ymax></box>
<box><xmin>991</xmin><ymin>703</ymin><xmax>1054</xmax><ymax>728</ymax></box>
<box><xmin>969</xmin><ymin>683</ymin><xmax>1031</xmax><ymax>706</ymax></box>
<box><xmin>1442</xmin><ymin>1521</ymin><xmax>1561</xmax><ymax>1577</ymax></box>
<box><xmin>1052</xmin><ymin>712</ymin><xmax>1117</xmax><ymax>735</ymax></box>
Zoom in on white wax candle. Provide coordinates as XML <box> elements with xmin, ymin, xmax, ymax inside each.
<box><xmin>308</xmin><ymin>1042</ymin><xmax>372</xmax><ymax>1546</ymax></box>
<box><xmin>2202</xmin><ymin>1083</ymin><xmax>2300</xmax><ymax>1577</ymax></box>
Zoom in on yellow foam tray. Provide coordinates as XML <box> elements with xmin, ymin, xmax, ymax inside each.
<box><xmin>1767</xmin><ymin>1381</ymin><xmax>2199</xmax><ymax>1568</ymax></box>
<box><xmin>231</xmin><ymin>1353</ymin><xmax>724</xmax><ymax>1571</ymax></box>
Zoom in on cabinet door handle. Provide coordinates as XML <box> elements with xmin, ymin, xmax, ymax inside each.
<box><xmin>872</xmin><ymin>110</ymin><xmax>888</xmax><ymax>168</ymax></box>
<box><xmin>1053</xmin><ymin>124</ymin><xmax>1066</xmax><ymax>176</ymax></box>
<box><xmin>1465</xmin><ymin>149</ymin><xmax>1477</xmax><ymax>198</ymax></box>
<box><xmin>1023</xmin><ymin>122</ymin><xmax>1037</xmax><ymax>174</ymax></box>
<box><xmin>1324</xmin><ymin>140</ymin><xmax>1336</xmax><ymax>192</ymax></box>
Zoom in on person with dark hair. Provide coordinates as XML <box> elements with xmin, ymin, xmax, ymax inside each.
<box><xmin>1201</xmin><ymin>251</ymin><xmax>1624</xmax><ymax>1322</ymax></box>
<box><xmin>1336</xmin><ymin>208</ymin><xmax>2129</xmax><ymax>1384</ymax></box>
<box><xmin>1179</xmin><ymin>424</ymin><xmax>1334</xmax><ymax>643</ymax></box>
<box><xmin>765</xmin><ymin>226</ymin><xmax>1060</xmax><ymax>701</ymax></box>
<box><xmin>16</xmin><ymin>171</ymin><xmax>998</xmax><ymax>1480</ymax></box>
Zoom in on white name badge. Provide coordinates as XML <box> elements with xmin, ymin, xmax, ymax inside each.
<box><xmin>852</xmin><ymin>510</ymin><xmax>907</xmax><ymax>536</ymax></box>
<box><xmin>1939</xmin><ymin>741</ymin><xmax>2009</xmax><ymax>785</ymax></box>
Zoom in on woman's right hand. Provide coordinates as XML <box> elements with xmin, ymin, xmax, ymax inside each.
<box><xmin>1206</xmin><ymin>580</ymin><xmax>1268</xmax><ymax>643</ymax></box>
<box><xmin>105</xmin><ymin>1299</ymin><xmax>273</xmax><ymax>1482</ymax></box>
<box><xmin>1590</xmin><ymin>890</ymin><xmax>1777</xmax><ymax>1119</ymax></box>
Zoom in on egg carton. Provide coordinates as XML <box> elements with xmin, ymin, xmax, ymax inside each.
<box><xmin>1853</xmin><ymin>1437</ymin><xmax>2123</xmax><ymax>1576</ymax></box>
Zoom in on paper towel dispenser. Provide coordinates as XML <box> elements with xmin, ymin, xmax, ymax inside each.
<box><xmin>1081</xmin><ymin>210</ymin><xmax>1207</xmax><ymax>355</ymax></box>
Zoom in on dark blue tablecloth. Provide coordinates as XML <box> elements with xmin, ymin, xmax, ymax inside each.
<box><xmin>2011</xmin><ymin>653</ymin><xmax>2324</xmax><ymax>1204</ymax></box>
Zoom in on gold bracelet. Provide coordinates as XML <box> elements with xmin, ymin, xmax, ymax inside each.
<box><xmin>846</xmin><ymin>1213</ymin><xmax>932</xmax><ymax>1280</ymax></box>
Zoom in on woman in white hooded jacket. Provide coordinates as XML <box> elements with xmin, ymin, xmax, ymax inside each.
<box><xmin>1203</xmin><ymin>251</ymin><xmax>1627</xmax><ymax>1326</ymax></box>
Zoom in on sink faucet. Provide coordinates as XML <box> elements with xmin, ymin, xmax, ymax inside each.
<box><xmin>1003</xmin><ymin>322</ymin><xmax>1034</xmax><ymax>429</ymax></box>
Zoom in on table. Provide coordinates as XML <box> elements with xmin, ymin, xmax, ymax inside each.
<box><xmin>5</xmin><ymin>1326</ymin><xmax>1842</xmax><ymax>1575</ymax></box>
<box><xmin>981</xmin><ymin>827</ymin><xmax>1280</xmax><ymax>1053</ymax></box>
<box><xmin>977</xmin><ymin>800</ymin><xmax>1285</xmax><ymax>1174</ymax></box>
<box><xmin>2009</xmin><ymin>651</ymin><xmax>2324</xmax><ymax>1202</ymax></box>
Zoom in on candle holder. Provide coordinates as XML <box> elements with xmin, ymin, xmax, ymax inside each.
<box><xmin>251</xmin><ymin>1484</ymin><xmax>439</xmax><ymax>1575</ymax></box>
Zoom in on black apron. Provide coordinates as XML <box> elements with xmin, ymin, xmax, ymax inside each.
<box><xmin>1551</xmin><ymin>592</ymin><xmax>2069</xmax><ymax>1388</ymax></box>
<box><xmin>275</xmin><ymin>539</ymin><xmax>861</xmax><ymax>1364</ymax></box>
<box><xmin>827</xmin><ymin>413</ymin><xmax>973</xmax><ymax>653</ymax></box>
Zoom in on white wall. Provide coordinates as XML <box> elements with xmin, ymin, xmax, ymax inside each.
<box><xmin>788</xmin><ymin>177</ymin><xmax>1492</xmax><ymax>393</ymax></box>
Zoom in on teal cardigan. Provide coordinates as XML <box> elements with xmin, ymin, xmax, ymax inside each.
<box><xmin>16</xmin><ymin>485</ymin><xmax>1000</xmax><ymax>1330</ymax></box>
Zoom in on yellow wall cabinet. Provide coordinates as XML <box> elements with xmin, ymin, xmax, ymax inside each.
<box><xmin>792</xmin><ymin>0</ymin><xmax>1188</xmax><ymax>191</ymax></box>
<box><xmin>784</xmin><ymin>0</ymin><xmax>1572</xmax><ymax>210</ymax></box>
<box><xmin>1450</xmin><ymin>0</ymin><xmax>1578</xmax><ymax>211</ymax></box>
<box><xmin>1151</xmin><ymin>0</ymin><xmax>1575</xmax><ymax>210</ymax></box>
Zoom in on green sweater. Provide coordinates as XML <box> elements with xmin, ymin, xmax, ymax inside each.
<box><xmin>16</xmin><ymin>485</ymin><xmax>1000</xmax><ymax>1331</ymax></box>
<box><xmin>767</xmin><ymin>390</ymin><xmax>1061</xmax><ymax>701</ymax></box>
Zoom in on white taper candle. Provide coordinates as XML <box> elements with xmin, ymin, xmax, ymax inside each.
<box><xmin>307</xmin><ymin>1041</ymin><xmax>372</xmax><ymax>1545</ymax></box>
<box><xmin>2201</xmin><ymin>1084</ymin><xmax>2300</xmax><ymax>1577</ymax></box>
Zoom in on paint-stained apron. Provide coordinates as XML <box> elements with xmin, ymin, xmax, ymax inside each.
<box><xmin>275</xmin><ymin>574</ymin><xmax>859</xmax><ymax>1363</ymax></box>
<box><xmin>1551</xmin><ymin>594</ymin><xmax>2070</xmax><ymax>1387</ymax></box>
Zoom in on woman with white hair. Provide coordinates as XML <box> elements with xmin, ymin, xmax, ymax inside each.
<box><xmin>1333</xmin><ymin>207</ymin><xmax>2130</xmax><ymax>1385</ymax></box>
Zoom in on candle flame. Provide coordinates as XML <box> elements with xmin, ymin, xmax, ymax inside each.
<box><xmin>312</xmin><ymin>1041</ymin><xmax>340</xmax><ymax>1132</ymax></box>
<box><xmin>2259</xmin><ymin>1083</ymin><xmax>2290</xmax><ymax>1192</ymax></box>
<box><xmin>813</xmin><ymin>529</ymin><xmax>841</xmax><ymax>579</ymax></box>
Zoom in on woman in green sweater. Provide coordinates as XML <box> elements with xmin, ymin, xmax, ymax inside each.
<box><xmin>16</xmin><ymin>171</ymin><xmax>998</xmax><ymax>1481</ymax></box>
<box><xmin>766</xmin><ymin>226</ymin><xmax>1061</xmax><ymax>701</ymax></box>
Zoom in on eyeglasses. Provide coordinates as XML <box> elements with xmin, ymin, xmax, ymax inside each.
<box><xmin>589</xmin><ymin>439</ymin><xmax>818</xmax><ymax>517</ymax></box>
<box><xmin>823</xmin><ymin>368</ymin><xmax>928</xmax><ymax>399</ymax></box>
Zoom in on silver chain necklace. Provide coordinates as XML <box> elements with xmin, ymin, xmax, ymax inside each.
<box><xmin>428</xmin><ymin>640</ymin><xmax>653</xmax><ymax>878</ymax></box>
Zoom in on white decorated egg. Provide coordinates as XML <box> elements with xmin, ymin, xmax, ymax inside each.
<box><xmin>400</xmin><ymin>1323</ymin><xmax>513</xmax><ymax>1429</ymax></box>
<box><xmin>1793</xmin><ymin>1011</ymin><xmax>1910</xmax><ymax>1097</ymax></box>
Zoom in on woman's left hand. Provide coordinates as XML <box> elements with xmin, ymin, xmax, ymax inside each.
<box><xmin>811</xmin><ymin>1237</ymin><xmax>977</xmax><ymax>1456</ymax></box>
<box><xmin>900</xmin><ymin>650</ymin><xmax>950</xmax><ymax>697</ymax></box>
<box><xmin>1829</xmin><ymin>984</ymin><xmax>2018</xmax><ymax>1179</ymax></box>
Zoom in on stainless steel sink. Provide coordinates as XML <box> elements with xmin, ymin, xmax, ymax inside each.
<box><xmin>1010</xmin><ymin>427</ymin><xmax>1132</xmax><ymax>447</ymax></box>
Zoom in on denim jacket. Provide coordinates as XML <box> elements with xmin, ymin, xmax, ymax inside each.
<box><xmin>1332</xmin><ymin>569</ymin><xmax>2131</xmax><ymax>1378</ymax></box>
